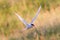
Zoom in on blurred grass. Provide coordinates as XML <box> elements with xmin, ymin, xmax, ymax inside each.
<box><xmin>8</xmin><ymin>24</ymin><xmax>60</xmax><ymax>40</ymax></box>
<box><xmin>0</xmin><ymin>0</ymin><xmax>60</xmax><ymax>40</ymax></box>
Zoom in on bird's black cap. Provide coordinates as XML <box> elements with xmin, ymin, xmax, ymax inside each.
<box><xmin>31</xmin><ymin>24</ymin><xmax>34</xmax><ymax>26</ymax></box>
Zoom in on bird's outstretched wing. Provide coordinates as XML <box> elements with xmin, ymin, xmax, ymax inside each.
<box><xmin>30</xmin><ymin>5</ymin><xmax>41</xmax><ymax>24</ymax></box>
<box><xmin>15</xmin><ymin>13</ymin><xmax>28</xmax><ymax>26</ymax></box>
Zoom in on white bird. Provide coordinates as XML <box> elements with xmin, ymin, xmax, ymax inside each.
<box><xmin>15</xmin><ymin>5</ymin><xmax>41</xmax><ymax>31</ymax></box>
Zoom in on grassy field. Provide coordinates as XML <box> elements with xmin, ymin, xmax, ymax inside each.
<box><xmin>0</xmin><ymin>0</ymin><xmax>60</xmax><ymax>40</ymax></box>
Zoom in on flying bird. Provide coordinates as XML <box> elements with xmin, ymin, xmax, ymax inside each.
<box><xmin>15</xmin><ymin>5</ymin><xmax>41</xmax><ymax>31</ymax></box>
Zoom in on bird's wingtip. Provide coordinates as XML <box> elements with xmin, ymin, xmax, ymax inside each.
<box><xmin>14</xmin><ymin>12</ymin><xmax>18</xmax><ymax>16</ymax></box>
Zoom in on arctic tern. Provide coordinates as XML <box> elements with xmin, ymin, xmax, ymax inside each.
<box><xmin>15</xmin><ymin>5</ymin><xmax>41</xmax><ymax>31</ymax></box>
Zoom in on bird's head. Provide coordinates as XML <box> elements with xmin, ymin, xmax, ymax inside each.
<box><xmin>31</xmin><ymin>24</ymin><xmax>36</xmax><ymax>29</ymax></box>
<box><xmin>31</xmin><ymin>24</ymin><xmax>35</xmax><ymax>26</ymax></box>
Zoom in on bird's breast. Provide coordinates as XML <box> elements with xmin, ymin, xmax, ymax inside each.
<box><xmin>27</xmin><ymin>24</ymin><xmax>33</xmax><ymax>29</ymax></box>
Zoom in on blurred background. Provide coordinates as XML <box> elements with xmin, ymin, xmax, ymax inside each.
<box><xmin>0</xmin><ymin>0</ymin><xmax>60</xmax><ymax>40</ymax></box>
